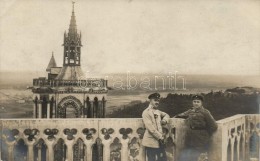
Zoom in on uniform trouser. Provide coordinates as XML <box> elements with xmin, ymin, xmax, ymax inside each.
<box><xmin>178</xmin><ymin>147</ymin><xmax>207</xmax><ymax>161</ymax></box>
<box><xmin>145</xmin><ymin>146</ymin><xmax>167</xmax><ymax>161</ymax></box>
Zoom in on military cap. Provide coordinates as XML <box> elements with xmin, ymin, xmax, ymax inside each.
<box><xmin>192</xmin><ymin>94</ymin><xmax>204</xmax><ymax>101</ymax></box>
<box><xmin>148</xmin><ymin>93</ymin><xmax>160</xmax><ymax>100</ymax></box>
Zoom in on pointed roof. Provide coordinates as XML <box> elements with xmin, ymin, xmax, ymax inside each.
<box><xmin>46</xmin><ymin>52</ymin><xmax>57</xmax><ymax>72</ymax></box>
<box><xmin>68</xmin><ymin>2</ymin><xmax>77</xmax><ymax>35</ymax></box>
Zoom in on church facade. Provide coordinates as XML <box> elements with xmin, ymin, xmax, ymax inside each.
<box><xmin>31</xmin><ymin>3</ymin><xmax>108</xmax><ymax>119</ymax></box>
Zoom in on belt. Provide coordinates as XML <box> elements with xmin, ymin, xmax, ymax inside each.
<box><xmin>190</xmin><ymin>126</ymin><xmax>206</xmax><ymax>130</ymax></box>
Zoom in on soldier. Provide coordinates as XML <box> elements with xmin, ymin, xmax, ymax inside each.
<box><xmin>174</xmin><ymin>94</ymin><xmax>218</xmax><ymax>161</ymax></box>
<box><xmin>142</xmin><ymin>93</ymin><xmax>170</xmax><ymax>161</ymax></box>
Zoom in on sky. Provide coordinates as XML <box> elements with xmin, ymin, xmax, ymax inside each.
<box><xmin>0</xmin><ymin>0</ymin><xmax>260</xmax><ymax>75</ymax></box>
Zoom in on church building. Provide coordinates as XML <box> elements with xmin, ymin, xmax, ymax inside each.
<box><xmin>31</xmin><ymin>3</ymin><xmax>108</xmax><ymax>119</ymax></box>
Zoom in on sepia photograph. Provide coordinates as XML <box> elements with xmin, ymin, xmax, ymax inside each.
<box><xmin>0</xmin><ymin>0</ymin><xmax>259</xmax><ymax>161</ymax></box>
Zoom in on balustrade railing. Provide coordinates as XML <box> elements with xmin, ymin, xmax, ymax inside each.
<box><xmin>32</xmin><ymin>79</ymin><xmax>108</xmax><ymax>88</ymax></box>
<box><xmin>0</xmin><ymin>115</ymin><xmax>259</xmax><ymax>161</ymax></box>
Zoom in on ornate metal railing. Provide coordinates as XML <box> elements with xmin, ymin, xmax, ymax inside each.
<box><xmin>0</xmin><ymin>115</ymin><xmax>259</xmax><ymax>161</ymax></box>
<box><xmin>33</xmin><ymin>79</ymin><xmax>108</xmax><ymax>88</ymax></box>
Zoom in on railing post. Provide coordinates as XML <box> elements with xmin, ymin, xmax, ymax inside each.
<box><xmin>33</xmin><ymin>100</ymin><xmax>37</xmax><ymax>118</ymax></box>
<box><xmin>85</xmin><ymin>141</ymin><xmax>93</xmax><ymax>161</ymax></box>
<box><xmin>209</xmin><ymin>123</ymin><xmax>224</xmax><ymax>161</ymax></box>
<box><xmin>103</xmin><ymin>100</ymin><xmax>106</xmax><ymax>118</ymax></box>
<box><xmin>7</xmin><ymin>142</ymin><xmax>15</xmax><ymax>161</ymax></box>
<box><xmin>38</xmin><ymin>145</ymin><xmax>42</xmax><ymax>161</ymax></box>
<box><xmin>102</xmin><ymin>139</ymin><xmax>111</xmax><ymax>161</ymax></box>
<box><xmin>27</xmin><ymin>142</ymin><xmax>34</xmax><ymax>161</ymax></box>
<box><xmin>45</xmin><ymin>140</ymin><xmax>55</xmax><ymax>161</ymax></box>
<box><xmin>139</xmin><ymin>144</ymin><xmax>146</xmax><ymax>161</ymax></box>
<box><xmin>121</xmin><ymin>138</ymin><xmax>129</xmax><ymax>161</ymax></box>
<box><xmin>47</xmin><ymin>101</ymin><xmax>50</xmax><ymax>119</ymax></box>
<box><xmin>90</xmin><ymin>101</ymin><xmax>94</xmax><ymax>118</ymax></box>
<box><xmin>98</xmin><ymin>101</ymin><xmax>102</xmax><ymax>118</ymax></box>
<box><xmin>65</xmin><ymin>140</ymin><xmax>74</xmax><ymax>161</ymax></box>
<box><xmin>38</xmin><ymin>101</ymin><xmax>42</xmax><ymax>118</ymax></box>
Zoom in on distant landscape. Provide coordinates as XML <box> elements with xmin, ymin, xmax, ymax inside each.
<box><xmin>0</xmin><ymin>71</ymin><xmax>259</xmax><ymax>119</ymax></box>
<box><xmin>108</xmin><ymin>88</ymin><xmax>260</xmax><ymax>120</ymax></box>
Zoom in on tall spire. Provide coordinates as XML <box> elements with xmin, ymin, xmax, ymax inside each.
<box><xmin>46</xmin><ymin>52</ymin><xmax>57</xmax><ymax>72</ymax></box>
<box><xmin>69</xmin><ymin>1</ymin><xmax>77</xmax><ymax>35</ymax></box>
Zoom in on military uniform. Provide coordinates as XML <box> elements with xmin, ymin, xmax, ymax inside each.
<box><xmin>142</xmin><ymin>93</ymin><xmax>170</xmax><ymax>161</ymax></box>
<box><xmin>175</xmin><ymin>106</ymin><xmax>217</xmax><ymax>161</ymax></box>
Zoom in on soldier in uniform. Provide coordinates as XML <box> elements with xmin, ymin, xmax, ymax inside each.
<box><xmin>142</xmin><ymin>93</ymin><xmax>170</xmax><ymax>161</ymax></box>
<box><xmin>174</xmin><ymin>94</ymin><xmax>218</xmax><ymax>161</ymax></box>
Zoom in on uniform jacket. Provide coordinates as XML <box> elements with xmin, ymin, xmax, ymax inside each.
<box><xmin>175</xmin><ymin>106</ymin><xmax>218</xmax><ymax>148</ymax></box>
<box><xmin>142</xmin><ymin>105</ymin><xmax>170</xmax><ymax>148</ymax></box>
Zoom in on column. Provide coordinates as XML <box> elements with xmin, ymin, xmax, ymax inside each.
<box><xmin>33</xmin><ymin>100</ymin><xmax>37</xmax><ymax>118</ymax></box>
<box><xmin>139</xmin><ymin>145</ymin><xmax>146</xmax><ymax>161</ymax></box>
<box><xmin>47</xmin><ymin>101</ymin><xmax>50</xmax><ymax>119</ymax></box>
<box><xmin>50</xmin><ymin>99</ymin><xmax>54</xmax><ymax>118</ymax></box>
<box><xmin>54</xmin><ymin>96</ymin><xmax>58</xmax><ymax>118</ymax></box>
<box><xmin>38</xmin><ymin>101</ymin><xmax>42</xmax><ymax>118</ymax></box>
<box><xmin>85</xmin><ymin>141</ymin><xmax>93</xmax><ymax>161</ymax></box>
<box><xmin>38</xmin><ymin>145</ymin><xmax>42</xmax><ymax>161</ymax></box>
<box><xmin>90</xmin><ymin>101</ymin><xmax>94</xmax><ymax>118</ymax></box>
<box><xmin>27</xmin><ymin>144</ymin><xmax>34</xmax><ymax>161</ymax></box>
<box><xmin>84</xmin><ymin>100</ymin><xmax>88</xmax><ymax>118</ymax></box>
<box><xmin>93</xmin><ymin>101</ymin><xmax>96</xmax><ymax>118</ymax></box>
<box><xmin>100</xmin><ymin>101</ymin><xmax>103</xmax><ymax>118</ymax></box>
<box><xmin>98</xmin><ymin>101</ymin><xmax>102</xmax><ymax>118</ymax></box>
<box><xmin>121</xmin><ymin>139</ymin><xmax>129</xmax><ymax>161</ymax></box>
<box><xmin>103</xmin><ymin>100</ymin><xmax>106</xmax><ymax>118</ymax></box>
<box><xmin>102</xmin><ymin>140</ymin><xmax>111</xmax><ymax>161</ymax></box>
<box><xmin>231</xmin><ymin>137</ymin><xmax>235</xmax><ymax>161</ymax></box>
<box><xmin>46</xmin><ymin>140</ymin><xmax>55</xmax><ymax>161</ymax></box>
<box><xmin>65</xmin><ymin>140</ymin><xmax>74</xmax><ymax>161</ymax></box>
<box><xmin>237</xmin><ymin>135</ymin><xmax>241</xmax><ymax>161</ymax></box>
<box><xmin>7</xmin><ymin>143</ymin><xmax>15</xmax><ymax>161</ymax></box>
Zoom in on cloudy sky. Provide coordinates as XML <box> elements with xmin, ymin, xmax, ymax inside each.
<box><xmin>0</xmin><ymin>0</ymin><xmax>260</xmax><ymax>75</ymax></box>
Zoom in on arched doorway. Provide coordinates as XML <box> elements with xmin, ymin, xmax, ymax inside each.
<box><xmin>57</xmin><ymin>96</ymin><xmax>83</xmax><ymax>118</ymax></box>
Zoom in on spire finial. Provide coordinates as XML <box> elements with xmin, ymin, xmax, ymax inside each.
<box><xmin>72</xmin><ymin>1</ymin><xmax>75</xmax><ymax>12</ymax></box>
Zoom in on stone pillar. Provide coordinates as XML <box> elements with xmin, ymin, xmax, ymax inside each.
<box><xmin>38</xmin><ymin>146</ymin><xmax>42</xmax><ymax>161</ymax></box>
<box><xmin>47</xmin><ymin>101</ymin><xmax>50</xmax><ymax>119</ymax></box>
<box><xmin>102</xmin><ymin>139</ymin><xmax>111</xmax><ymax>161</ymax></box>
<box><xmin>98</xmin><ymin>101</ymin><xmax>102</xmax><ymax>118</ymax></box>
<box><xmin>103</xmin><ymin>100</ymin><xmax>106</xmax><ymax>118</ymax></box>
<box><xmin>139</xmin><ymin>145</ymin><xmax>146</xmax><ymax>161</ymax></box>
<box><xmin>46</xmin><ymin>140</ymin><xmax>55</xmax><ymax>161</ymax></box>
<box><xmin>84</xmin><ymin>100</ymin><xmax>88</xmax><ymax>118</ymax></box>
<box><xmin>208</xmin><ymin>123</ymin><xmax>223</xmax><ymax>161</ymax></box>
<box><xmin>237</xmin><ymin>135</ymin><xmax>241</xmax><ymax>161</ymax></box>
<box><xmin>33</xmin><ymin>100</ymin><xmax>37</xmax><ymax>118</ymax></box>
<box><xmin>121</xmin><ymin>138</ymin><xmax>129</xmax><ymax>161</ymax></box>
<box><xmin>27</xmin><ymin>143</ymin><xmax>34</xmax><ymax>161</ymax></box>
<box><xmin>65</xmin><ymin>140</ymin><xmax>74</xmax><ymax>161</ymax></box>
<box><xmin>100</xmin><ymin>101</ymin><xmax>103</xmax><ymax>118</ymax></box>
<box><xmin>85</xmin><ymin>141</ymin><xmax>93</xmax><ymax>161</ymax></box>
<box><xmin>38</xmin><ymin>101</ymin><xmax>42</xmax><ymax>118</ymax></box>
<box><xmin>90</xmin><ymin>101</ymin><xmax>94</xmax><ymax>118</ymax></box>
<box><xmin>230</xmin><ymin>137</ymin><xmax>235</xmax><ymax>161</ymax></box>
<box><xmin>7</xmin><ymin>142</ymin><xmax>15</xmax><ymax>161</ymax></box>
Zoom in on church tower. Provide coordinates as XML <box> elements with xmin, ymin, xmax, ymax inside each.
<box><xmin>32</xmin><ymin>3</ymin><xmax>108</xmax><ymax>119</ymax></box>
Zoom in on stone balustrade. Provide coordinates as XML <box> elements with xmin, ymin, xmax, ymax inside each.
<box><xmin>0</xmin><ymin>114</ymin><xmax>259</xmax><ymax>161</ymax></box>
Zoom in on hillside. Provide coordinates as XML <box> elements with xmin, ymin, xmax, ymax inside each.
<box><xmin>108</xmin><ymin>91</ymin><xmax>259</xmax><ymax>120</ymax></box>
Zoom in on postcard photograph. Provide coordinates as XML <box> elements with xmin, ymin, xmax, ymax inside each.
<box><xmin>0</xmin><ymin>0</ymin><xmax>259</xmax><ymax>161</ymax></box>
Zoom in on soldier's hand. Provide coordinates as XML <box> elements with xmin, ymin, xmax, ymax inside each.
<box><xmin>159</xmin><ymin>138</ymin><xmax>167</xmax><ymax>147</ymax></box>
<box><xmin>161</xmin><ymin>120</ymin><xmax>167</xmax><ymax>125</ymax></box>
